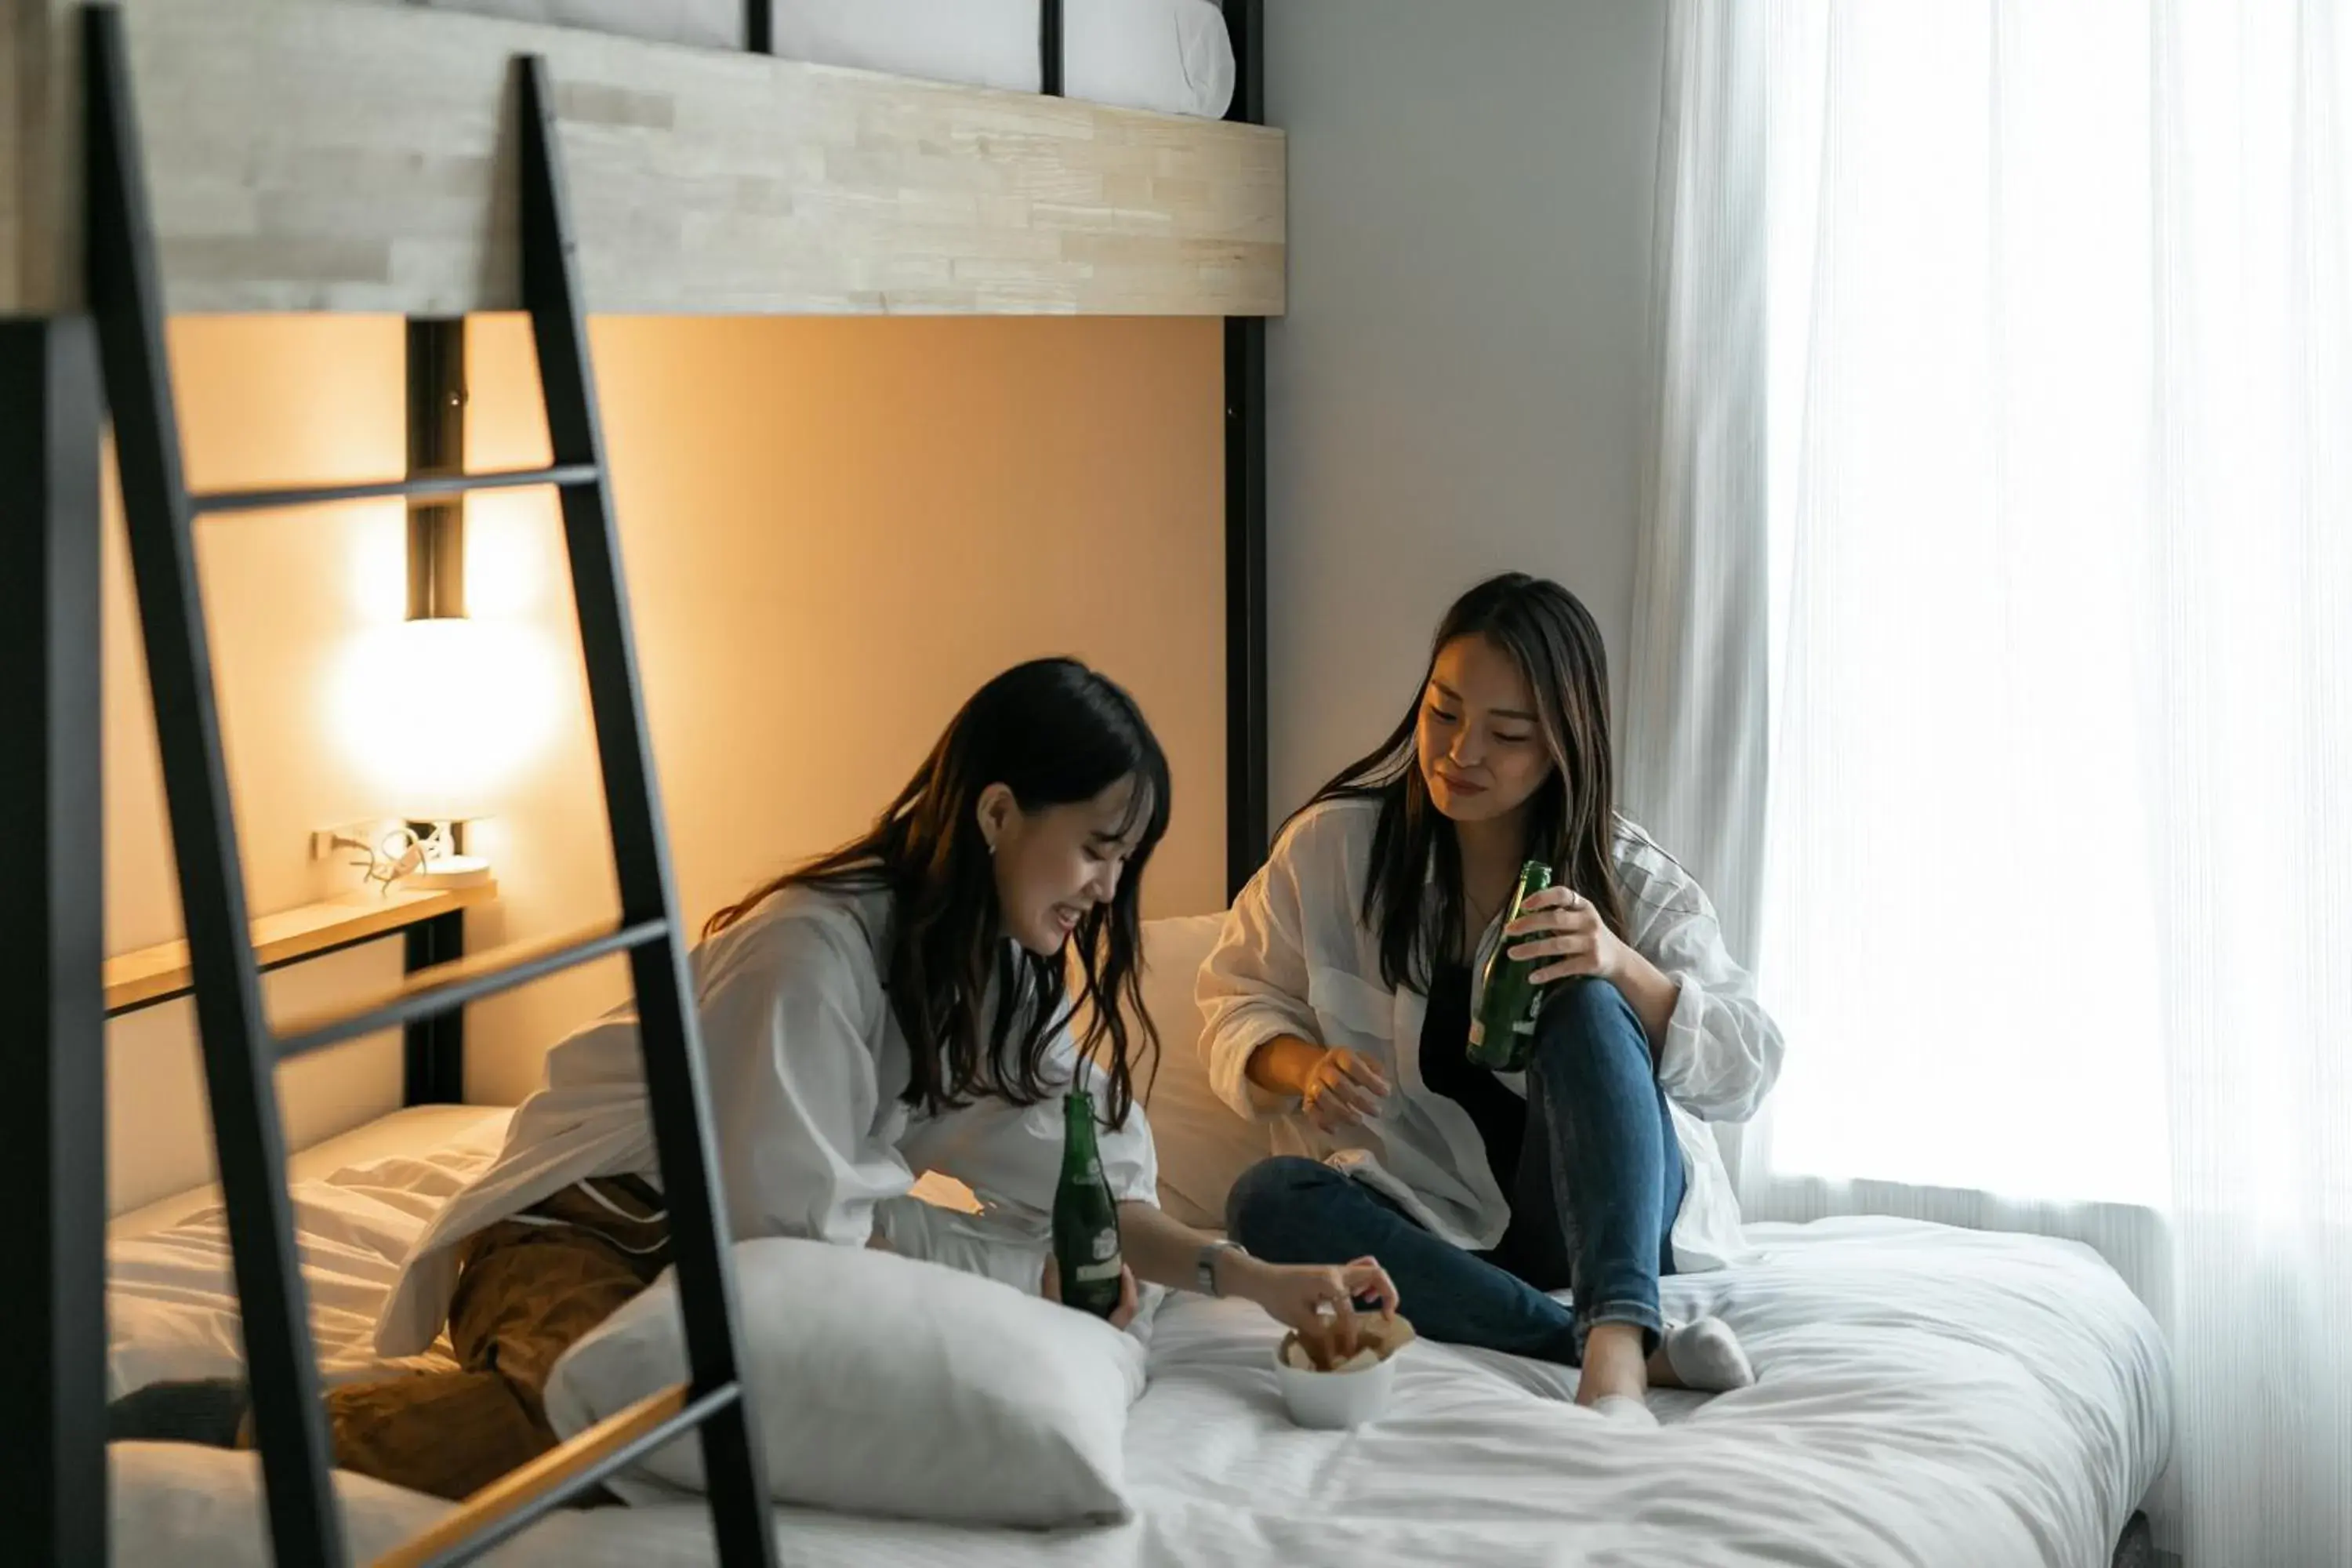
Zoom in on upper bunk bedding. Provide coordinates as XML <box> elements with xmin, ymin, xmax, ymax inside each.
<box><xmin>107</xmin><ymin>1106</ymin><xmax>2172</xmax><ymax>1568</ymax></box>
<box><xmin>394</xmin><ymin>0</ymin><xmax>1238</xmax><ymax>120</ymax></box>
<box><xmin>0</xmin><ymin>0</ymin><xmax>1281</xmax><ymax>316</ymax></box>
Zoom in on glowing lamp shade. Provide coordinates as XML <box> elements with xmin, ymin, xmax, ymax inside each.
<box><xmin>332</xmin><ymin>617</ymin><xmax>563</xmax><ymax>824</ymax></box>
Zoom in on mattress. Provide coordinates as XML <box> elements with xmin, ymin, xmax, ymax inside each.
<box><xmin>389</xmin><ymin>0</ymin><xmax>1237</xmax><ymax>119</ymax></box>
<box><xmin>108</xmin><ymin>1111</ymin><xmax>2172</xmax><ymax>1568</ymax></box>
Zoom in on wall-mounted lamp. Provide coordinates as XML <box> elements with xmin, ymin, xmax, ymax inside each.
<box><xmin>328</xmin><ymin>320</ymin><xmax>559</xmax><ymax>890</ymax></box>
<box><xmin>397</xmin><ymin>317</ymin><xmax>494</xmax><ymax>887</ymax></box>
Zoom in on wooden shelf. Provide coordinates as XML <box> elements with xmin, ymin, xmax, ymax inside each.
<box><xmin>5</xmin><ymin>0</ymin><xmax>1286</xmax><ymax>318</ymax></box>
<box><xmin>103</xmin><ymin>882</ymin><xmax>497</xmax><ymax>1018</ymax></box>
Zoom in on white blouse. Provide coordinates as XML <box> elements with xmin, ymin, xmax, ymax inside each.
<box><xmin>376</xmin><ymin>881</ymin><xmax>1156</xmax><ymax>1357</ymax></box>
<box><xmin>1196</xmin><ymin>796</ymin><xmax>1780</xmax><ymax>1272</ymax></box>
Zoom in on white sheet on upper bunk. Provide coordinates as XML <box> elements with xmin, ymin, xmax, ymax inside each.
<box><xmin>108</xmin><ymin>1114</ymin><xmax>2171</xmax><ymax>1568</ymax></box>
<box><xmin>396</xmin><ymin>0</ymin><xmax>1237</xmax><ymax>119</ymax></box>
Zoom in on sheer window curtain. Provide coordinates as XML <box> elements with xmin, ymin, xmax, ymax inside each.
<box><xmin>1628</xmin><ymin>3</ymin><xmax>2352</xmax><ymax>1563</ymax></box>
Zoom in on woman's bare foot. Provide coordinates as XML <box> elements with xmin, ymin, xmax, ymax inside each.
<box><xmin>1574</xmin><ymin>1321</ymin><xmax>1651</xmax><ymax>1406</ymax></box>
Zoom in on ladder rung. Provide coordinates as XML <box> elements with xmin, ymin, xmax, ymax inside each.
<box><xmin>190</xmin><ymin>463</ymin><xmax>600</xmax><ymax>516</ymax></box>
<box><xmin>374</xmin><ymin>1381</ymin><xmax>739</xmax><ymax>1568</ymax></box>
<box><xmin>274</xmin><ymin>919</ymin><xmax>667</xmax><ymax>1060</ymax></box>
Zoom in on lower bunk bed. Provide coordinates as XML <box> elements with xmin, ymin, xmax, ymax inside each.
<box><xmin>106</xmin><ymin>932</ymin><xmax>2173</xmax><ymax>1568</ymax></box>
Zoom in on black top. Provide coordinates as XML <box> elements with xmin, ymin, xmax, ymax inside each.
<box><xmin>1418</xmin><ymin>961</ymin><xmax>1527</xmax><ymax>1202</ymax></box>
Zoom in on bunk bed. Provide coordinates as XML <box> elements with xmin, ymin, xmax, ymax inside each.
<box><xmin>5</xmin><ymin>4</ymin><xmax>1275</xmax><ymax>1565</ymax></box>
<box><xmin>2</xmin><ymin>5</ymin><xmax>2171</xmax><ymax>1567</ymax></box>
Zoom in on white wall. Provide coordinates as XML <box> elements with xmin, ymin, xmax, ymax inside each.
<box><xmin>1263</xmin><ymin>0</ymin><xmax>1670</xmax><ymax>815</ymax></box>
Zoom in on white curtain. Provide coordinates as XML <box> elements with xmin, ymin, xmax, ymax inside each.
<box><xmin>1631</xmin><ymin>3</ymin><xmax>2352</xmax><ymax>1563</ymax></box>
<box><xmin>1624</xmin><ymin>0</ymin><xmax>1769</xmax><ymax>971</ymax></box>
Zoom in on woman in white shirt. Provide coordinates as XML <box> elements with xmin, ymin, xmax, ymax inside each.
<box><xmin>112</xmin><ymin>658</ymin><xmax>1395</xmax><ymax>1499</ymax></box>
<box><xmin>1200</xmin><ymin>575</ymin><xmax>1783</xmax><ymax>1422</ymax></box>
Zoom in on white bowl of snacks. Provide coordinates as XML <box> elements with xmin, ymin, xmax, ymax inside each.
<box><xmin>1273</xmin><ymin>1312</ymin><xmax>1417</xmax><ymax>1429</ymax></box>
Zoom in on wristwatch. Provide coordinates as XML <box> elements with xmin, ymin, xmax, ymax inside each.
<box><xmin>1196</xmin><ymin>1239</ymin><xmax>1248</xmax><ymax>1298</ymax></box>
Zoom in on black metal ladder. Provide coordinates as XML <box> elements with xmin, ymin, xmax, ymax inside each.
<box><xmin>81</xmin><ymin>9</ymin><xmax>776</xmax><ymax>1566</ymax></box>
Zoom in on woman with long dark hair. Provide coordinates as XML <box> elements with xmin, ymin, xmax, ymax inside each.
<box><xmin>1202</xmin><ymin>576</ymin><xmax>1782</xmax><ymax>1421</ymax></box>
<box><xmin>114</xmin><ymin>659</ymin><xmax>1393</xmax><ymax>1497</ymax></box>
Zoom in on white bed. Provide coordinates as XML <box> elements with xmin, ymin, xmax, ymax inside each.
<box><xmin>107</xmin><ymin>1105</ymin><xmax>514</xmax><ymax>1399</ymax></box>
<box><xmin>386</xmin><ymin>0</ymin><xmax>1240</xmax><ymax>119</ymax></box>
<box><xmin>107</xmin><ymin>1105</ymin><xmax>2170</xmax><ymax>1567</ymax></box>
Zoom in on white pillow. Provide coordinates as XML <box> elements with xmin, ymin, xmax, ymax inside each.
<box><xmin>543</xmin><ymin>1238</ymin><xmax>1145</xmax><ymax>1527</ymax></box>
<box><xmin>1131</xmin><ymin>913</ymin><xmax>1274</xmax><ymax>1230</ymax></box>
<box><xmin>771</xmin><ymin>0</ymin><xmax>1238</xmax><ymax>120</ymax></box>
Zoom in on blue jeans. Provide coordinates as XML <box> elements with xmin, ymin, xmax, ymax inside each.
<box><xmin>1226</xmin><ymin>978</ymin><xmax>1685</xmax><ymax>1365</ymax></box>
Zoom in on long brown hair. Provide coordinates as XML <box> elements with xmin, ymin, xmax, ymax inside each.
<box><xmin>1299</xmin><ymin>572</ymin><xmax>1628</xmax><ymax>992</ymax></box>
<box><xmin>705</xmin><ymin>659</ymin><xmax>1170</xmax><ymax>1126</ymax></box>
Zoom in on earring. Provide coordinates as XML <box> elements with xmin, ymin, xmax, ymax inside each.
<box><xmin>986</xmin><ymin>839</ymin><xmax>998</xmax><ymax>857</ymax></box>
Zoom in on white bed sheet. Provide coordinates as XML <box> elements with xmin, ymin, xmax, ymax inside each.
<box><xmin>108</xmin><ymin>1112</ymin><xmax>2171</xmax><ymax>1568</ymax></box>
<box><xmin>107</xmin><ymin>1105</ymin><xmax>512</xmax><ymax>1399</ymax></box>
<box><xmin>396</xmin><ymin>0</ymin><xmax>1237</xmax><ymax>119</ymax></box>
<box><xmin>108</xmin><ymin>1105</ymin><xmax>511</xmax><ymax>1241</ymax></box>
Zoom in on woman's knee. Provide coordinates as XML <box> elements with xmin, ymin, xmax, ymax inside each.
<box><xmin>1532</xmin><ymin>978</ymin><xmax>1650</xmax><ymax>1078</ymax></box>
<box><xmin>1223</xmin><ymin>1155</ymin><xmax>1348</xmax><ymax>1252</ymax></box>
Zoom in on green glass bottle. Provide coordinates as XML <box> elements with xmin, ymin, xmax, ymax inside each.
<box><xmin>1465</xmin><ymin>860</ymin><xmax>1555</xmax><ymax>1073</ymax></box>
<box><xmin>1052</xmin><ymin>1089</ymin><xmax>1126</xmax><ymax>1319</ymax></box>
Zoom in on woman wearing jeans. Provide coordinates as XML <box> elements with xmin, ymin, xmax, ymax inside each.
<box><xmin>1200</xmin><ymin>574</ymin><xmax>1784</xmax><ymax>1421</ymax></box>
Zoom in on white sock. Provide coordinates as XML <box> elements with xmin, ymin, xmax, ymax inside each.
<box><xmin>1664</xmin><ymin>1317</ymin><xmax>1755</xmax><ymax>1393</ymax></box>
<box><xmin>1592</xmin><ymin>1393</ymin><xmax>1659</xmax><ymax>1427</ymax></box>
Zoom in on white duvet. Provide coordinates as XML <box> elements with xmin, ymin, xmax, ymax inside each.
<box><xmin>108</xmin><ymin>1116</ymin><xmax>2170</xmax><ymax>1568</ymax></box>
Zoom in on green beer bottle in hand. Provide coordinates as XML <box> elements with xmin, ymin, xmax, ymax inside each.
<box><xmin>1053</xmin><ymin>1089</ymin><xmax>1126</xmax><ymax>1319</ymax></box>
<box><xmin>1465</xmin><ymin>861</ymin><xmax>1555</xmax><ymax>1073</ymax></box>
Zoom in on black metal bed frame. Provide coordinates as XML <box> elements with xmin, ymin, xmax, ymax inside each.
<box><xmin>0</xmin><ymin>2</ymin><xmax>1269</xmax><ymax>1564</ymax></box>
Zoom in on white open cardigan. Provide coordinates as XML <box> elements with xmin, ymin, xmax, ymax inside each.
<box><xmin>376</xmin><ymin>883</ymin><xmax>1157</xmax><ymax>1356</ymax></box>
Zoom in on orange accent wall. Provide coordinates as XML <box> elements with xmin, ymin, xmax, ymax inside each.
<box><xmin>459</xmin><ymin>314</ymin><xmax>1227</xmax><ymax>1102</ymax></box>
<box><xmin>104</xmin><ymin>314</ymin><xmax>1227</xmax><ymax>1207</ymax></box>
